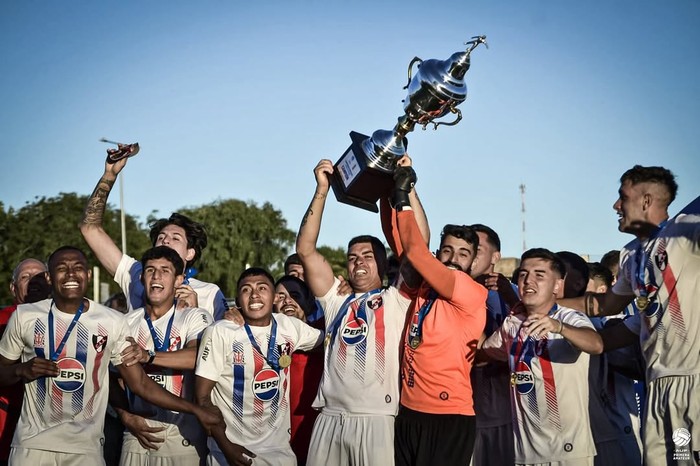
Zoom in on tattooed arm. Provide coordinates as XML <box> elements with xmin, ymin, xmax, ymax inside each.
<box><xmin>295</xmin><ymin>159</ymin><xmax>336</xmax><ymax>298</ymax></box>
<box><xmin>79</xmin><ymin>157</ymin><xmax>129</xmax><ymax>275</ymax></box>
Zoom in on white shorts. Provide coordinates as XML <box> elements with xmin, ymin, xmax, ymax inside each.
<box><xmin>9</xmin><ymin>447</ymin><xmax>105</xmax><ymax>466</ymax></box>
<box><xmin>119</xmin><ymin>417</ymin><xmax>206</xmax><ymax>466</ymax></box>
<box><xmin>306</xmin><ymin>411</ymin><xmax>394</xmax><ymax>466</ymax></box>
<box><xmin>207</xmin><ymin>447</ymin><xmax>296</xmax><ymax>466</ymax></box>
<box><xmin>644</xmin><ymin>373</ymin><xmax>699</xmax><ymax>466</ymax></box>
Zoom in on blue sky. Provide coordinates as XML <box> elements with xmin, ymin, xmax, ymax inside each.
<box><xmin>1</xmin><ymin>1</ymin><xmax>698</xmax><ymax>261</ymax></box>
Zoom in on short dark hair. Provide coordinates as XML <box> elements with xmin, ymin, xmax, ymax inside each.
<box><xmin>149</xmin><ymin>213</ymin><xmax>208</xmax><ymax>267</ymax></box>
<box><xmin>440</xmin><ymin>224</ymin><xmax>479</xmax><ymax>253</ymax></box>
<box><xmin>620</xmin><ymin>165</ymin><xmax>678</xmax><ymax>205</ymax></box>
<box><xmin>237</xmin><ymin>267</ymin><xmax>275</xmax><ymax>292</ymax></box>
<box><xmin>140</xmin><ymin>246</ymin><xmax>185</xmax><ymax>275</ymax></box>
<box><xmin>470</xmin><ymin>224</ymin><xmax>501</xmax><ymax>251</ymax></box>
<box><xmin>284</xmin><ymin>253</ymin><xmax>303</xmax><ymax>273</ymax></box>
<box><xmin>275</xmin><ymin>275</ymin><xmax>316</xmax><ymax>317</ymax></box>
<box><xmin>556</xmin><ymin>251</ymin><xmax>590</xmax><ymax>298</ymax></box>
<box><xmin>47</xmin><ymin>246</ymin><xmax>87</xmax><ymax>272</ymax></box>
<box><xmin>347</xmin><ymin>235</ymin><xmax>388</xmax><ymax>279</ymax></box>
<box><xmin>600</xmin><ymin>250</ymin><xmax>620</xmax><ymax>274</ymax></box>
<box><xmin>520</xmin><ymin>248</ymin><xmax>566</xmax><ymax>279</ymax></box>
<box><xmin>588</xmin><ymin>262</ymin><xmax>614</xmax><ymax>289</ymax></box>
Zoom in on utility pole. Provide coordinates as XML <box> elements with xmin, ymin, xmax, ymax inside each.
<box><xmin>520</xmin><ymin>183</ymin><xmax>526</xmax><ymax>253</ymax></box>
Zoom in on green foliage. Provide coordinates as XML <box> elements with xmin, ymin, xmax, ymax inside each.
<box><xmin>317</xmin><ymin>245</ymin><xmax>348</xmax><ymax>278</ymax></box>
<box><xmin>0</xmin><ymin>194</ymin><xmax>150</xmax><ymax>306</ymax></box>
<box><xmin>179</xmin><ymin>199</ymin><xmax>296</xmax><ymax>297</ymax></box>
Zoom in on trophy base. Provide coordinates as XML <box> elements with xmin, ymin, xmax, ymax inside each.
<box><xmin>331</xmin><ymin>131</ymin><xmax>394</xmax><ymax>213</ymax></box>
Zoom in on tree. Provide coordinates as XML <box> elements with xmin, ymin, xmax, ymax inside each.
<box><xmin>0</xmin><ymin>193</ymin><xmax>151</xmax><ymax>305</ymax></box>
<box><xmin>178</xmin><ymin>199</ymin><xmax>296</xmax><ymax>297</ymax></box>
<box><xmin>317</xmin><ymin>245</ymin><xmax>348</xmax><ymax>278</ymax></box>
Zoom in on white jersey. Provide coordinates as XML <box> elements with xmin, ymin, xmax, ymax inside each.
<box><xmin>314</xmin><ymin>278</ymin><xmax>411</xmax><ymax>415</ymax></box>
<box><xmin>125</xmin><ymin>305</ymin><xmax>213</xmax><ymax>423</ymax></box>
<box><xmin>0</xmin><ymin>298</ymin><xmax>130</xmax><ymax>454</ymax></box>
<box><xmin>613</xmin><ymin>213</ymin><xmax>700</xmax><ymax>382</ymax></box>
<box><xmin>195</xmin><ymin>313</ymin><xmax>321</xmax><ymax>454</ymax></box>
<box><xmin>482</xmin><ymin>306</ymin><xmax>597</xmax><ymax>464</ymax></box>
<box><xmin>115</xmin><ymin>254</ymin><xmax>228</xmax><ymax>320</ymax></box>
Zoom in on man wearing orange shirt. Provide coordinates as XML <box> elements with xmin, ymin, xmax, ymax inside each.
<box><xmin>390</xmin><ymin>161</ymin><xmax>487</xmax><ymax>466</ymax></box>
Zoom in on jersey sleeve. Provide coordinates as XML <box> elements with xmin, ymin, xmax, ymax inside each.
<box><xmin>109</xmin><ymin>314</ymin><xmax>133</xmax><ymax>366</ymax></box>
<box><xmin>622</xmin><ymin>313</ymin><xmax>642</xmax><ymax>336</ymax></box>
<box><xmin>560</xmin><ymin>309</ymin><xmax>596</xmax><ymax>330</ymax></box>
<box><xmin>316</xmin><ymin>277</ymin><xmax>346</xmax><ymax>326</ymax></box>
<box><xmin>480</xmin><ymin>321</ymin><xmax>510</xmax><ymax>362</ymax></box>
<box><xmin>195</xmin><ymin>324</ymin><xmax>225</xmax><ymax>382</ymax></box>
<box><xmin>288</xmin><ymin>318</ymin><xmax>323</xmax><ymax>352</ymax></box>
<box><xmin>611</xmin><ymin>246</ymin><xmax>636</xmax><ymax>297</ymax></box>
<box><xmin>184</xmin><ymin>308</ymin><xmax>214</xmax><ymax>345</ymax></box>
<box><xmin>212</xmin><ymin>289</ymin><xmax>228</xmax><ymax>321</ymax></box>
<box><xmin>0</xmin><ymin>309</ymin><xmax>26</xmax><ymax>362</ymax></box>
<box><xmin>114</xmin><ymin>254</ymin><xmax>145</xmax><ymax>311</ymax></box>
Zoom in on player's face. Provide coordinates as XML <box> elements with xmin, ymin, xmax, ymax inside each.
<box><xmin>437</xmin><ymin>235</ymin><xmax>476</xmax><ymax>274</ymax></box>
<box><xmin>238</xmin><ymin>274</ymin><xmax>274</xmax><ymax>326</ymax></box>
<box><xmin>48</xmin><ymin>250</ymin><xmax>91</xmax><ymax>302</ymax></box>
<box><xmin>142</xmin><ymin>258</ymin><xmax>183</xmax><ymax>307</ymax></box>
<box><xmin>517</xmin><ymin>258</ymin><xmax>563</xmax><ymax>313</ymax></box>
<box><xmin>11</xmin><ymin>259</ymin><xmax>47</xmax><ymax>304</ymax></box>
<box><xmin>154</xmin><ymin>224</ymin><xmax>195</xmax><ymax>267</ymax></box>
<box><xmin>469</xmin><ymin>232</ymin><xmax>500</xmax><ymax>278</ymax></box>
<box><xmin>285</xmin><ymin>264</ymin><xmax>305</xmax><ymax>282</ymax></box>
<box><xmin>347</xmin><ymin>242</ymin><xmax>382</xmax><ymax>292</ymax></box>
<box><xmin>613</xmin><ymin>180</ymin><xmax>647</xmax><ymax>234</ymax></box>
<box><xmin>274</xmin><ymin>284</ymin><xmax>306</xmax><ymax>321</ymax></box>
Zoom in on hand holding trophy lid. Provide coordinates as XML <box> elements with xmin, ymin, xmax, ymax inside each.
<box><xmin>331</xmin><ymin>36</ymin><xmax>487</xmax><ymax>212</ymax></box>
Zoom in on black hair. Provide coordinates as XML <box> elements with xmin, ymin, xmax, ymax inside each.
<box><xmin>347</xmin><ymin>235</ymin><xmax>388</xmax><ymax>279</ymax></box>
<box><xmin>620</xmin><ymin>165</ymin><xmax>678</xmax><ymax>205</ymax></box>
<box><xmin>600</xmin><ymin>250</ymin><xmax>620</xmax><ymax>274</ymax></box>
<box><xmin>47</xmin><ymin>246</ymin><xmax>87</xmax><ymax>272</ymax></box>
<box><xmin>149</xmin><ymin>213</ymin><xmax>208</xmax><ymax>267</ymax></box>
<box><xmin>275</xmin><ymin>275</ymin><xmax>316</xmax><ymax>317</ymax></box>
<box><xmin>440</xmin><ymin>224</ymin><xmax>480</xmax><ymax>252</ymax></box>
<box><xmin>284</xmin><ymin>253</ymin><xmax>303</xmax><ymax>273</ymax></box>
<box><xmin>520</xmin><ymin>248</ymin><xmax>566</xmax><ymax>279</ymax></box>
<box><xmin>237</xmin><ymin>267</ymin><xmax>275</xmax><ymax>292</ymax></box>
<box><xmin>470</xmin><ymin>224</ymin><xmax>501</xmax><ymax>251</ymax></box>
<box><xmin>140</xmin><ymin>246</ymin><xmax>185</xmax><ymax>275</ymax></box>
<box><xmin>587</xmin><ymin>262</ymin><xmax>614</xmax><ymax>289</ymax></box>
<box><xmin>556</xmin><ymin>251</ymin><xmax>590</xmax><ymax>298</ymax></box>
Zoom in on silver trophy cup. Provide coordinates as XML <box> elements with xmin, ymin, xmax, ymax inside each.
<box><xmin>331</xmin><ymin>36</ymin><xmax>487</xmax><ymax>212</ymax></box>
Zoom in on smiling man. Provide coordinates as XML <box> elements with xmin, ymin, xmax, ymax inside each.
<box><xmin>481</xmin><ymin>248</ymin><xmax>603</xmax><ymax>466</ymax></box>
<box><xmin>195</xmin><ymin>268</ymin><xmax>322</xmax><ymax>466</ymax></box>
<box><xmin>0</xmin><ymin>246</ymin><xmax>221</xmax><ymax>466</ymax></box>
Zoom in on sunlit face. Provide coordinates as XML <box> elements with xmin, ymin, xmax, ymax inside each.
<box><xmin>274</xmin><ymin>284</ymin><xmax>306</xmax><ymax>321</ymax></box>
<box><xmin>286</xmin><ymin>264</ymin><xmax>305</xmax><ymax>282</ymax></box>
<box><xmin>237</xmin><ymin>274</ymin><xmax>274</xmax><ymax>325</ymax></box>
<box><xmin>142</xmin><ymin>258</ymin><xmax>183</xmax><ymax>308</ymax></box>
<box><xmin>154</xmin><ymin>224</ymin><xmax>195</xmax><ymax>267</ymax></box>
<box><xmin>613</xmin><ymin>180</ymin><xmax>647</xmax><ymax>234</ymax></box>
<box><xmin>517</xmin><ymin>258</ymin><xmax>563</xmax><ymax>313</ymax></box>
<box><xmin>437</xmin><ymin>235</ymin><xmax>476</xmax><ymax>274</ymax></box>
<box><xmin>48</xmin><ymin>250</ymin><xmax>91</xmax><ymax>302</ymax></box>
<box><xmin>347</xmin><ymin>242</ymin><xmax>382</xmax><ymax>292</ymax></box>
<box><xmin>11</xmin><ymin>259</ymin><xmax>47</xmax><ymax>304</ymax></box>
<box><xmin>469</xmin><ymin>232</ymin><xmax>500</xmax><ymax>278</ymax></box>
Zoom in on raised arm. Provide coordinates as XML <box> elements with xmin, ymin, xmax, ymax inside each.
<box><xmin>295</xmin><ymin>159</ymin><xmax>336</xmax><ymax>297</ymax></box>
<box><xmin>558</xmin><ymin>288</ymin><xmax>634</xmax><ymax>318</ymax></box>
<box><xmin>79</xmin><ymin>157</ymin><xmax>129</xmax><ymax>275</ymax></box>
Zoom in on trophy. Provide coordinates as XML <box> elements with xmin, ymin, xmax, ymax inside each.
<box><xmin>331</xmin><ymin>36</ymin><xmax>487</xmax><ymax>212</ymax></box>
<box><xmin>99</xmin><ymin>137</ymin><xmax>140</xmax><ymax>163</ymax></box>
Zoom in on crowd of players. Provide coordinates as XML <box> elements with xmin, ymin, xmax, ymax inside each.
<box><xmin>0</xmin><ymin>152</ymin><xmax>697</xmax><ymax>466</ymax></box>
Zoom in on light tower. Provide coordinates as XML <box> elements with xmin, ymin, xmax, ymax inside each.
<box><xmin>520</xmin><ymin>183</ymin><xmax>526</xmax><ymax>252</ymax></box>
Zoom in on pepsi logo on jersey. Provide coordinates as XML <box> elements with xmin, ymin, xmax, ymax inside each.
<box><xmin>252</xmin><ymin>368</ymin><xmax>280</xmax><ymax>402</ymax></box>
<box><xmin>53</xmin><ymin>358</ymin><xmax>86</xmax><ymax>392</ymax></box>
<box><xmin>514</xmin><ymin>360</ymin><xmax>534</xmax><ymax>395</ymax></box>
<box><xmin>341</xmin><ymin>318</ymin><xmax>368</xmax><ymax>346</ymax></box>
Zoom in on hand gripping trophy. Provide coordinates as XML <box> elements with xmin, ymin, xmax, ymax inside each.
<box><xmin>331</xmin><ymin>36</ymin><xmax>487</xmax><ymax>212</ymax></box>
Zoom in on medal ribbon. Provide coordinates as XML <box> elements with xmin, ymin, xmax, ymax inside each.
<box><xmin>509</xmin><ymin>304</ymin><xmax>558</xmax><ymax>369</ymax></box>
<box><xmin>326</xmin><ymin>288</ymin><xmax>381</xmax><ymax>348</ymax></box>
<box><xmin>244</xmin><ymin>318</ymin><xmax>279</xmax><ymax>372</ymax></box>
<box><xmin>48</xmin><ymin>300</ymin><xmax>85</xmax><ymax>361</ymax></box>
<box><xmin>183</xmin><ymin>267</ymin><xmax>197</xmax><ymax>286</ymax></box>
<box><xmin>144</xmin><ymin>310</ymin><xmax>175</xmax><ymax>352</ymax></box>
<box><xmin>408</xmin><ymin>289</ymin><xmax>438</xmax><ymax>346</ymax></box>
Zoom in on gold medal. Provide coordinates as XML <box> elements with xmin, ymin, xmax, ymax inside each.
<box><xmin>510</xmin><ymin>372</ymin><xmax>517</xmax><ymax>386</ymax></box>
<box><xmin>324</xmin><ymin>334</ymin><xmax>331</xmax><ymax>348</ymax></box>
<box><xmin>636</xmin><ymin>296</ymin><xmax>649</xmax><ymax>311</ymax></box>
<box><xmin>409</xmin><ymin>337</ymin><xmax>421</xmax><ymax>349</ymax></box>
<box><xmin>278</xmin><ymin>354</ymin><xmax>292</xmax><ymax>369</ymax></box>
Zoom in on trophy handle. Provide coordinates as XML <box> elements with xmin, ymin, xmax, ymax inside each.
<box><xmin>403</xmin><ymin>57</ymin><xmax>423</xmax><ymax>90</ymax></box>
<box><xmin>429</xmin><ymin>106</ymin><xmax>462</xmax><ymax>130</ymax></box>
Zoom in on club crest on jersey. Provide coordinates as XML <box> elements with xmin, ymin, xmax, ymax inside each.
<box><xmin>252</xmin><ymin>368</ymin><xmax>280</xmax><ymax>402</ymax></box>
<box><xmin>92</xmin><ymin>335</ymin><xmax>107</xmax><ymax>353</ymax></box>
<box><xmin>367</xmin><ymin>295</ymin><xmax>382</xmax><ymax>311</ymax></box>
<box><xmin>34</xmin><ymin>332</ymin><xmax>44</xmax><ymax>348</ymax></box>
<box><xmin>514</xmin><ymin>360</ymin><xmax>535</xmax><ymax>395</ymax></box>
<box><xmin>168</xmin><ymin>336</ymin><xmax>181</xmax><ymax>352</ymax></box>
<box><xmin>341</xmin><ymin>317</ymin><xmax>368</xmax><ymax>345</ymax></box>
<box><xmin>654</xmin><ymin>251</ymin><xmax>668</xmax><ymax>271</ymax></box>
<box><xmin>232</xmin><ymin>351</ymin><xmax>244</xmax><ymax>365</ymax></box>
<box><xmin>53</xmin><ymin>358</ymin><xmax>86</xmax><ymax>392</ymax></box>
